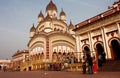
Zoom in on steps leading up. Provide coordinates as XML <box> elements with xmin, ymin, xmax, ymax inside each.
<box><xmin>98</xmin><ymin>60</ymin><xmax>120</xmax><ymax>72</ymax></box>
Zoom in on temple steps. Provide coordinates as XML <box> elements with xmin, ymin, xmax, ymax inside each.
<box><xmin>98</xmin><ymin>60</ymin><xmax>120</xmax><ymax>72</ymax></box>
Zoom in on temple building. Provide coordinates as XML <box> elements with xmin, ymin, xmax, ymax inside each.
<box><xmin>27</xmin><ymin>0</ymin><xmax>76</xmax><ymax>71</ymax></box>
<box><xmin>11</xmin><ymin>0</ymin><xmax>120</xmax><ymax>71</ymax></box>
<box><xmin>73</xmin><ymin>0</ymin><xmax>120</xmax><ymax>60</ymax></box>
<box><xmin>12</xmin><ymin>50</ymin><xmax>29</xmax><ymax>71</ymax></box>
<box><xmin>0</xmin><ymin>59</ymin><xmax>11</xmax><ymax>71</ymax></box>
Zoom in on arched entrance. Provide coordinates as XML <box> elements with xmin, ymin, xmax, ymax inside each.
<box><xmin>84</xmin><ymin>46</ymin><xmax>90</xmax><ymax>54</ymax></box>
<box><xmin>0</xmin><ymin>65</ymin><xmax>1</xmax><ymax>70</ymax></box>
<box><xmin>111</xmin><ymin>40</ymin><xmax>120</xmax><ymax>60</ymax></box>
<box><xmin>96</xmin><ymin>43</ymin><xmax>105</xmax><ymax>67</ymax></box>
<box><xmin>52</xmin><ymin>52</ymin><xmax>58</xmax><ymax>62</ymax></box>
<box><xmin>96</xmin><ymin>43</ymin><xmax>104</xmax><ymax>55</ymax></box>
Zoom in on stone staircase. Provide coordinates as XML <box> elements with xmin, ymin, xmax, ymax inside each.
<box><xmin>98</xmin><ymin>60</ymin><xmax>120</xmax><ymax>72</ymax></box>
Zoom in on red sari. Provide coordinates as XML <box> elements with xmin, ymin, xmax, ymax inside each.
<box><xmin>93</xmin><ymin>59</ymin><xmax>97</xmax><ymax>73</ymax></box>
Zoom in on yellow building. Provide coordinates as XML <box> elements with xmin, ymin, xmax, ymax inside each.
<box><xmin>73</xmin><ymin>0</ymin><xmax>120</xmax><ymax>60</ymax></box>
<box><xmin>12</xmin><ymin>50</ymin><xmax>29</xmax><ymax>71</ymax></box>
<box><xmin>0</xmin><ymin>59</ymin><xmax>11</xmax><ymax>71</ymax></box>
<box><xmin>27</xmin><ymin>0</ymin><xmax>76</xmax><ymax>71</ymax></box>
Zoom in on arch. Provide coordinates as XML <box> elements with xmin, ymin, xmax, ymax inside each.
<box><xmin>84</xmin><ymin>46</ymin><xmax>90</xmax><ymax>52</ymax></box>
<box><xmin>52</xmin><ymin>52</ymin><xmax>58</xmax><ymax>62</ymax></box>
<box><xmin>0</xmin><ymin>65</ymin><xmax>1</xmax><ymax>70</ymax></box>
<box><xmin>95</xmin><ymin>42</ymin><xmax>106</xmax><ymax>67</ymax></box>
<box><xmin>94</xmin><ymin>41</ymin><xmax>105</xmax><ymax>58</ymax></box>
<box><xmin>53</xmin><ymin>52</ymin><xmax>57</xmax><ymax>54</ymax></box>
<box><xmin>96</xmin><ymin>43</ymin><xmax>104</xmax><ymax>55</ymax></box>
<box><xmin>110</xmin><ymin>39</ymin><xmax>120</xmax><ymax>60</ymax></box>
<box><xmin>63</xmin><ymin>52</ymin><xmax>66</xmax><ymax>55</ymax></box>
<box><xmin>58</xmin><ymin>52</ymin><xmax>62</xmax><ymax>55</ymax></box>
<box><xmin>108</xmin><ymin>37</ymin><xmax>120</xmax><ymax>46</ymax></box>
<box><xmin>54</xmin><ymin>28</ymin><xmax>57</xmax><ymax>31</ymax></box>
<box><xmin>82</xmin><ymin>44</ymin><xmax>90</xmax><ymax>53</ymax></box>
<box><xmin>58</xmin><ymin>52</ymin><xmax>62</xmax><ymax>61</ymax></box>
<box><xmin>41</xmin><ymin>52</ymin><xmax>44</xmax><ymax>59</ymax></box>
<box><xmin>38</xmin><ymin>53</ymin><xmax>41</xmax><ymax>59</ymax></box>
<box><xmin>94</xmin><ymin>41</ymin><xmax>103</xmax><ymax>49</ymax></box>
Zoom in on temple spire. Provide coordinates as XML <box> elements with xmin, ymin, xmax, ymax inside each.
<box><xmin>50</xmin><ymin>0</ymin><xmax>52</xmax><ymax>2</ymax></box>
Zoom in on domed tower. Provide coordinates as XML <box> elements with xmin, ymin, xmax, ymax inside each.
<box><xmin>68</xmin><ymin>20</ymin><xmax>75</xmax><ymax>35</ymax></box>
<box><xmin>38</xmin><ymin>11</ymin><xmax>44</xmax><ymax>23</ymax></box>
<box><xmin>60</xmin><ymin>9</ymin><xmax>66</xmax><ymax>22</ymax></box>
<box><xmin>30</xmin><ymin>24</ymin><xmax>36</xmax><ymax>38</ymax></box>
<box><xmin>46</xmin><ymin>0</ymin><xmax>57</xmax><ymax>19</ymax></box>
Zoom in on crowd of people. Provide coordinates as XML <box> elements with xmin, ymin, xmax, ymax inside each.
<box><xmin>48</xmin><ymin>56</ymin><xmax>79</xmax><ymax>71</ymax></box>
<box><xmin>82</xmin><ymin>52</ymin><xmax>106</xmax><ymax>74</ymax></box>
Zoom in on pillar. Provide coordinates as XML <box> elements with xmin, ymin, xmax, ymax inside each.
<box><xmin>101</xmin><ymin>27</ymin><xmax>108</xmax><ymax>58</ymax></box>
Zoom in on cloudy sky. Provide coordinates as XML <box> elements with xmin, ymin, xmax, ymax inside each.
<box><xmin>0</xmin><ymin>0</ymin><xmax>116</xmax><ymax>59</ymax></box>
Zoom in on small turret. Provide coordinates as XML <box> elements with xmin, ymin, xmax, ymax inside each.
<box><xmin>38</xmin><ymin>11</ymin><xmax>44</xmax><ymax>23</ymax></box>
<box><xmin>68</xmin><ymin>20</ymin><xmax>74</xmax><ymax>35</ymax></box>
<box><xmin>60</xmin><ymin>9</ymin><xmax>66</xmax><ymax>22</ymax></box>
<box><xmin>46</xmin><ymin>0</ymin><xmax>57</xmax><ymax>19</ymax></box>
<box><xmin>30</xmin><ymin>24</ymin><xmax>36</xmax><ymax>38</ymax></box>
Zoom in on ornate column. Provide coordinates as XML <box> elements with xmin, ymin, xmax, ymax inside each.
<box><xmin>76</xmin><ymin>35</ymin><xmax>80</xmax><ymax>62</ymax></box>
<box><xmin>101</xmin><ymin>27</ymin><xmax>108</xmax><ymax>58</ymax></box>
<box><xmin>88</xmin><ymin>31</ymin><xmax>94</xmax><ymax>53</ymax></box>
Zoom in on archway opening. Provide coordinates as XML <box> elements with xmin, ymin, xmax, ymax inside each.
<box><xmin>96</xmin><ymin>43</ymin><xmax>104</xmax><ymax>55</ymax></box>
<box><xmin>84</xmin><ymin>46</ymin><xmax>90</xmax><ymax>54</ymax></box>
<box><xmin>28</xmin><ymin>66</ymin><xmax>31</xmax><ymax>71</ymax></box>
<box><xmin>111</xmin><ymin>40</ymin><xmax>120</xmax><ymax>60</ymax></box>
<box><xmin>0</xmin><ymin>65</ymin><xmax>1</xmax><ymax>70</ymax></box>
<box><xmin>96</xmin><ymin>43</ymin><xmax>106</xmax><ymax>67</ymax></box>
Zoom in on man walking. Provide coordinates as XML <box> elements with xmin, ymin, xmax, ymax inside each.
<box><xmin>87</xmin><ymin>53</ymin><xmax>93</xmax><ymax>74</ymax></box>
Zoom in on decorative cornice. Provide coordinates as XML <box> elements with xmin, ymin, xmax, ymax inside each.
<box><xmin>73</xmin><ymin>4</ymin><xmax>120</xmax><ymax>31</ymax></box>
<box><xmin>28</xmin><ymin>30</ymin><xmax>75</xmax><ymax>47</ymax></box>
<box><xmin>12</xmin><ymin>50</ymin><xmax>29</xmax><ymax>57</ymax></box>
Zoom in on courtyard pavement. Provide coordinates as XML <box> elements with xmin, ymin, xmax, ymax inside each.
<box><xmin>0</xmin><ymin>70</ymin><xmax>120</xmax><ymax>78</ymax></box>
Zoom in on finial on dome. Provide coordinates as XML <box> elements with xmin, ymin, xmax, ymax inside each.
<box><xmin>46</xmin><ymin>0</ymin><xmax>57</xmax><ymax>12</ymax></box>
<box><xmin>38</xmin><ymin>10</ymin><xmax>44</xmax><ymax>18</ymax></box>
<box><xmin>30</xmin><ymin>23</ymin><xmax>36</xmax><ymax>32</ymax></box>
<box><xmin>69</xmin><ymin>20</ymin><xmax>74</xmax><ymax>29</ymax></box>
<box><xmin>60</xmin><ymin>8</ymin><xmax>66</xmax><ymax>16</ymax></box>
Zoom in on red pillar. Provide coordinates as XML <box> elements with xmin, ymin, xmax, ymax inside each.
<box><xmin>46</xmin><ymin>39</ymin><xmax>49</xmax><ymax>59</ymax></box>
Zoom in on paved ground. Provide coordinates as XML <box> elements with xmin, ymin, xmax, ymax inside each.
<box><xmin>0</xmin><ymin>71</ymin><xmax>120</xmax><ymax>78</ymax></box>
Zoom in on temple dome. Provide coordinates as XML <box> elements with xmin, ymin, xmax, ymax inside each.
<box><xmin>30</xmin><ymin>24</ymin><xmax>36</xmax><ymax>32</ymax></box>
<box><xmin>38</xmin><ymin>11</ymin><xmax>44</xmax><ymax>18</ymax></box>
<box><xmin>46</xmin><ymin>0</ymin><xmax>57</xmax><ymax>12</ymax></box>
<box><xmin>68</xmin><ymin>20</ymin><xmax>74</xmax><ymax>29</ymax></box>
<box><xmin>60</xmin><ymin>9</ymin><xmax>66</xmax><ymax>16</ymax></box>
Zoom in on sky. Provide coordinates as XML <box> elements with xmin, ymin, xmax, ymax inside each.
<box><xmin>0</xmin><ymin>0</ymin><xmax>116</xmax><ymax>59</ymax></box>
